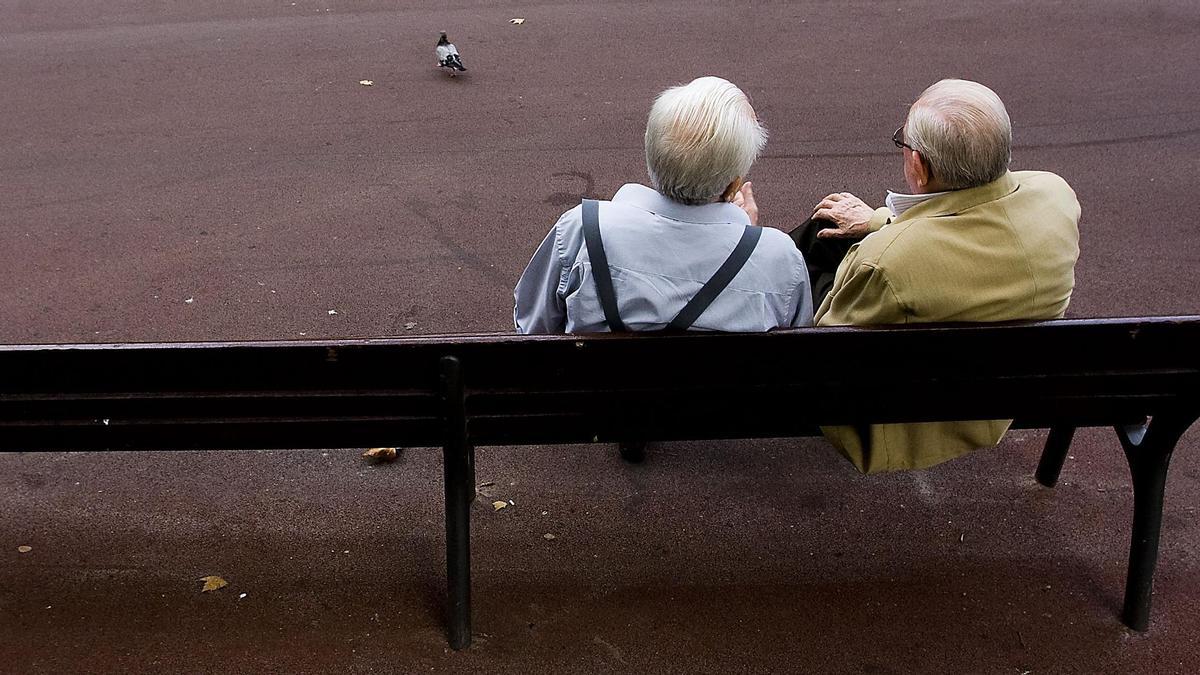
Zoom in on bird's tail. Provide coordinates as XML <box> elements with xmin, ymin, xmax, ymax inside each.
<box><xmin>451</xmin><ymin>56</ymin><xmax>466</xmax><ymax>71</ymax></box>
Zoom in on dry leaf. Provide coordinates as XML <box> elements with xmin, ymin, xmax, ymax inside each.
<box><xmin>199</xmin><ymin>575</ymin><xmax>228</xmax><ymax>592</ymax></box>
<box><xmin>358</xmin><ymin>79</ymin><xmax>374</xmax><ymax>86</ymax></box>
<box><xmin>492</xmin><ymin>500</ymin><xmax>508</xmax><ymax>511</ymax></box>
<box><xmin>542</xmin><ymin>533</ymin><xmax>556</xmax><ymax>540</ymax></box>
<box><xmin>362</xmin><ymin>447</ymin><xmax>398</xmax><ymax>463</ymax></box>
<box><xmin>509</xmin><ymin>18</ymin><xmax>525</xmax><ymax>24</ymax></box>
<box><xmin>18</xmin><ymin>545</ymin><xmax>32</xmax><ymax>553</ymax></box>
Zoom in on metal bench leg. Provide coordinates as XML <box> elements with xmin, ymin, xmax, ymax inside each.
<box><xmin>441</xmin><ymin>356</ymin><xmax>474</xmax><ymax>650</ymax></box>
<box><xmin>1116</xmin><ymin>411</ymin><xmax>1198</xmax><ymax>631</ymax></box>
<box><xmin>1036</xmin><ymin>425</ymin><xmax>1076</xmax><ymax>487</ymax></box>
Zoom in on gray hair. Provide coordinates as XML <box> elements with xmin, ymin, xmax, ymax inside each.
<box><xmin>645</xmin><ymin>76</ymin><xmax>767</xmax><ymax>205</ymax></box>
<box><xmin>904</xmin><ymin>79</ymin><xmax>1012</xmax><ymax>190</ymax></box>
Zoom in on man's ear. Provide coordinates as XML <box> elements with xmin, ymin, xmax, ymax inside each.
<box><xmin>721</xmin><ymin>176</ymin><xmax>745</xmax><ymax>202</ymax></box>
<box><xmin>910</xmin><ymin>151</ymin><xmax>932</xmax><ymax>189</ymax></box>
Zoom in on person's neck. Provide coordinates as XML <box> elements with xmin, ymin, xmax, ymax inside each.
<box><xmin>913</xmin><ymin>180</ymin><xmax>951</xmax><ymax>195</ymax></box>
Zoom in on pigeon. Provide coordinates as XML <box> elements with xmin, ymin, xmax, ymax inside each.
<box><xmin>435</xmin><ymin>32</ymin><xmax>467</xmax><ymax>77</ymax></box>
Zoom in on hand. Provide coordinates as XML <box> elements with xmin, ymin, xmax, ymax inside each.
<box><xmin>732</xmin><ymin>181</ymin><xmax>758</xmax><ymax>226</ymax></box>
<box><xmin>813</xmin><ymin>192</ymin><xmax>875</xmax><ymax>239</ymax></box>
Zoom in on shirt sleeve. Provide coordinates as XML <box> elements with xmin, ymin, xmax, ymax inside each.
<box><xmin>815</xmin><ymin>261</ymin><xmax>909</xmax><ymax>327</ymax></box>
<box><xmin>513</xmin><ymin>225</ymin><xmax>568</xmax><ymax>334</ymax></box>
<box><xmin>789</xmin><ymin>252</ymin><xmax>815</xmax><ymax>328</ymax></box>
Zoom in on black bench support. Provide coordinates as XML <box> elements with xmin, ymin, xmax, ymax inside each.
<box><xmin>1036</xmin><ymin>425</ymin><xmax>1076</xmax><ymax>487</ymax></box>
<box><xmin>440</xmin><ymin>356</ymin><xmax>474</xmax><ymax>650</ymax></box>
<box><xmin>1</xmin><ymin>317</ymin><xmax>1196</xmax><ymax>650</ymax></box>
<box><xmin>1118</xmin><ymin>410</ymin><xmax>1199</xmax><ymax>631</ymax></box>
<box><xmin>618</xmin><ymin>441</ymin><xmax>647</xmax><ymax>464</ymax></box>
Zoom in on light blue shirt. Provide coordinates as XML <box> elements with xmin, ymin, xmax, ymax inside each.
<box><xmin>514</xmin><ymin>183</ymin><xmax>813</xmax><ymax>334</ymax></box>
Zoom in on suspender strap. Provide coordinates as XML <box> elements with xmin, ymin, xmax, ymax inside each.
<box><xmin>581</xmin><ymin>199</ymin><xmax>627</xmax><ymax>332</ymax></box>
<box><xmin>667</xmin><ymin>225</ymin><xmax>762</xmax><ymax>331</ymax></box>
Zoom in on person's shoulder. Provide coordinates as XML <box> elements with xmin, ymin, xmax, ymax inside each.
<box><xmin>558</xmin><ymin>201</ymin><xmax>585</xmax><ymax>218</ymax></box>
<box><xmin>755</xmin><ymin>226</ymin><xmax>805</xmax><ymax>261</ymax></box>
<box><xmin>1011</xmin><ymin>170</ymin><xmax>1080</xmax><ymax>212</ymax></box>
<box><xmin>848</xmin><ymin>218</ymin><xmax>918</xmax><ymax>264</ymax></box>
<box><xmin>1012</xmin><ymin>170</ymin><xmax>1075</xmax><ymax>194</ymax></box>
<box><xmin>757</xmin><ymin>225</ymin><xmax>795</xmax><ymax>247</ymax></box>
<box><xmin>546</xmin><ymin>203</ymin><xmax>590</xmax><ymax>263</ymax></box>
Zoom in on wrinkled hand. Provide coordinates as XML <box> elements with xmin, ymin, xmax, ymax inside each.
<box><xmin>813</xmin><ymin>192</ymin><xmax>875</xmax><ymax>239</ymax></box>
<box><xmin>732</xmin><ymin>181</ymin><xmax>758</xmax><ymax>226</ymax></box>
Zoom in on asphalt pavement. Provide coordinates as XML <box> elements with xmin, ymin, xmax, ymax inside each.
<box><xmin>2</xmin><ymin>1</ymin><xmax>1199</xmax><ymax>672</ymax></box>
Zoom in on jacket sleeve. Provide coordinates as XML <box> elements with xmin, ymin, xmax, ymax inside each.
<box><xmin>513</xmin><ymin>225</ymin><xmax>569</xmax><ymax>334</ymax></box>
<box><xmin>815</xmin><ymin>261</ymin><xmax>909</xmax><ymax>327</ymax></box>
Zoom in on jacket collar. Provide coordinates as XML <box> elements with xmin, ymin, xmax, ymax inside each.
<box><xmin>612</xmin><ymin>183</ymin><xmax>751</xmax><ymax>225</ymax></box>
<box><xmin>892</xmin><ymin>172</ymin><xmax>1019</xmax><ymax>223</ymax></box>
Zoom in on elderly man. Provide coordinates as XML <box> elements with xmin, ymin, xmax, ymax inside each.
<box><xmin>791</xmin><ymin>78</ymin><xmax>1081</xmax><ymax>473</ymax></box>
<box><xmin>514</xmin><ymin>76</ymin><xmax>812</xmax><ymax>334</ymax></box>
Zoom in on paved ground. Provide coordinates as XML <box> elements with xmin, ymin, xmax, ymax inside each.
<box><xmin>2</xmin><ymin>0</ymin><xmax>1199</xmax><ymax>672</ymax></box>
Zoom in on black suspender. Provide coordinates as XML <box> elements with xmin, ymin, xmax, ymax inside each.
<box><xmin>667</xmin><ymin>225</ymin><xmax>761</xmax><ymax>331</ymax></box>
<box><xmin>581</xmin><ymin>199</ymin><xmax>627</xmax><ymax>332</ymax></box>
<box><xmin>580</xmin><ymin>199</ymin><xmax>762</xmax><ymax>332</ymax></box>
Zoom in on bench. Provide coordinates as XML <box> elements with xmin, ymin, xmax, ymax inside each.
<box><xmin>2</xmin><ymin>315</ymin><xmax>1198</xmax><ymax>650</ymax></box>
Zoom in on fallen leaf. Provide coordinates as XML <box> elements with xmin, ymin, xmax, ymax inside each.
<box><xmin>18</xmin><ymin>545</ymin><xmax>32</xmax><ymax>553</ymax></box>
<box><xmin>509</xmin><ymin>18</ymin><xmax>525</xmax><ymax>24</ymax></box>
<box><xmin>492</xmin><ymin>500</ymin><xmax>508</xmax><ymax>511</ymax></box>
<box><xmin>199</xmin><ymin>575</ymin><xmax>228</xmax><ymax>592</ymax></box>
<box><xmin>542</xmin><ymin>533</ymin><xmax>556</xmax><ymax>540</ymax></box>
<box><xmin>362</xmin><ymin>447</ymin><xmax>398</xmax><ymax>463</ymax></box>
<box><xmin>358</xmin><ymin>79</ymin><xmax>374</xmax><ymax>86</ymax></box>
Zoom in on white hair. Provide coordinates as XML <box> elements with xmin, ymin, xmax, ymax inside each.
<box><xmin>644</xmin><ymin>76</ymin><xmax>767</xmax><ymax>205</ymax></box>
<box><xmin>905</xmin><ymin>79</ymin><xmax>1012</xmax><ymax>190</ymax></box>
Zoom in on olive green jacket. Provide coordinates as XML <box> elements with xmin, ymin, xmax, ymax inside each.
<box><xmin>815</xmin><ymin>171</ymin><xmax>1081</xmax><ymax>473</ymax></box>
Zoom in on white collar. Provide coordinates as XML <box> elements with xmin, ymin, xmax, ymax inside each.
<box><xmin>612</xmin><ymin>183</ymin><xmax>750</xmax><ymax>225</ymax></box>
<box><xmin>885</xmin><ymin>189</ymin><xmax>953</xmax><ymax>217</ymax></box>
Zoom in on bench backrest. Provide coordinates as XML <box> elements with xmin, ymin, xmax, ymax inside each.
<box><xmin>1</xmin><ymin>316</ymin><xmax>1197</xmax><ymax>450</ymax></box>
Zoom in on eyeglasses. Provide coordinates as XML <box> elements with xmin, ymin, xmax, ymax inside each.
<box><xmin>892</xmin><ymin>125</ymin><xmax>914</xmax><ymax>151</ymax></box>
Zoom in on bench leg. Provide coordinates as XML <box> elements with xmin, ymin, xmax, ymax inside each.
<box><xmin>618</xmin><ymin>440</ymin><xmax>646</xmax><ymax>464</ymax></box>
<box><xmin>1116</xmin><ymin>411</ymin><xmax>1198</xmax><ymax>631</ymax></box>
<box><xmin>1035</xmin><ymin>425</ymin><xmax>1076</xmax><ymax>487</ymax></box>
<box><xmin>440</xmin><ymin>356</ymin><xmax>474</xmax><ymax>650</ymax></box>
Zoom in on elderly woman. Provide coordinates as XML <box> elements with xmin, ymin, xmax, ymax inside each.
<box><xmin>513</xmin><ymin>76</ymin><xmax>812</xmax><ymax>334</ymax></box>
